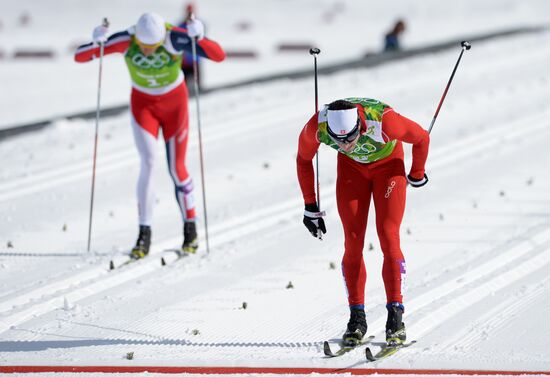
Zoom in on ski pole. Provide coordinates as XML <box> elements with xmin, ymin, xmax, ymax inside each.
<box><xmin>191</xmin><ymin>30</ymin><xmax>211</xmax><ymax>254</ymax></box>
<box><xmin>87</xmin><ymin>17</ymin><xmax>109</xmax><ymax>253</ymax></box>
<box><xmin>309</xmin><ymin>47</ymin><xmax>321</xmax><ymax>209</ymax></box>
<box><xmin>309</xmin><ymin>47</ymin><xmax>324</xmax><ymax>241</ymax></box>
<box><xmin>428</xmin><ymin>41</ymin><xmax>471</xmax><ymax>134</ymax></box>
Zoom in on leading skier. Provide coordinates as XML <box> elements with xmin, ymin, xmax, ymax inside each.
<box><xmin>296</xmin><ymin>98</ymin><xmax>429</xmax><ymax>346</ymax></box>
<box><xmin>75</xmin><ymin>12</ymin><xmax>225</xmax><ymax>258</ymax></box>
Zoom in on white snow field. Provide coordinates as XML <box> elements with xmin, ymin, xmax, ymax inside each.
<box><xmin>1</xmin><ymin>1</ymin><xmax>550</xmax><ymax>377</ymax></box>
<box><xmin>1</xmin><ymin>0</ymin><xmax>550</xmax><ymax>128</ymax></box>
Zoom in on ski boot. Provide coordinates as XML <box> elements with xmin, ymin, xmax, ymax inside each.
<box><xmin>131</xmin><ymin>225</ymin><xmax>151</xmax><ymax>259</ymax></box>
<box><xmin>342</xmin><ymin>307</ymin><xmax>368</xmax><ymax>347</ymax></box>
<box><xmin>181</xmin><ymin>221</ymin><xmax>198</xmax><ymax>254</ymax></box>
<box><xmin>385</xmin><ymin>302</ymin><xmax>406</xmax><ymax>346</ymax></box>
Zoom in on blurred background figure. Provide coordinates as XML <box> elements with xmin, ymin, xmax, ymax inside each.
<box><xmin>19</xmin><ymin>11</ymin><xmax>32</xmax><ymax>27</ymax></box>
<box><xmin>384</xmin><ymin>19</ymin><xmax>406</xmax><ymax>52</ymax></box>
<box><xmin>178</xmin><ymin>2</ymin><xmax>204</xmax><ymax>92</ymax></box>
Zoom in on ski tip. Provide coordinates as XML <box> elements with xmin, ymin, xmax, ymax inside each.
<box><xmin>323</xmin><ymin>341</ymin><xmax>334</xmax><ymax>357</ymax></box>
<box><xmin>365</xmin><ymin>347</ymin><xmax>376</xmax><ymax>362</ymax></box>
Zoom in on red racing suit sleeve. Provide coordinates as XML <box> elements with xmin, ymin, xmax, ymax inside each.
<box><xmin>382</xmin><ymin>108</ymin><xmax>430</xmax><ymax>179</ymax></box>
<box><xmin>296</xmin><ymin>113</ymin><xmax>321</xmax><ymax>205</ymax></box>
<box><xmin>74</xmin><ymin>30</ymin><xmax>131</xmax><ymax>62</ymax></box>
<box><xmin>170</xmin><ymin>26</ymin><xmax>226</xmax><ymax>62</ymax></box>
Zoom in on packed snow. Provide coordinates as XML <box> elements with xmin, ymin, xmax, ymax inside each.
<box><xmin>1</xmin><ymin>0</ymin><xmax>550</xmax><ymax>128</ymax></box>
<box><xmin>1</xmin><ymin>1</ymin><xmax>550</xmax><ymax>376</ymax></box>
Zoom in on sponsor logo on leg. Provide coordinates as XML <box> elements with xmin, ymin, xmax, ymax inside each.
<box><xmin>385</xmin><ymin>180</ymin><xmax>396</xmax><ymax>199</ymax></box>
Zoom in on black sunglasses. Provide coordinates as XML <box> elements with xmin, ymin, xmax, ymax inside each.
<box><xmin>327</xmin><ymin>119</ymin><xmax>360</xmax><ymax>144</ymax></box>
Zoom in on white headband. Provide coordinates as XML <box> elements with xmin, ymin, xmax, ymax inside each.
<box><xmin>327</xmin><ymin>108</ymin><xmax>358</xmax><ymax>136</ymax></box>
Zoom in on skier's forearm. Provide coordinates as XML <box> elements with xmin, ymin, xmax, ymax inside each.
<box><xmin>74</xmin><ymin>31</ymin><xmax>130</xmax><ymax>62</ymax></box>
<box><xmin>196</xmin><ymin>38</ymin><xmax>225</xmax><ymax>62</ymax></box>
<box><xmin>170</xmin><ymin>27</ymin><xmax>226</xmax><ymax>62</ymax></box>
<box><xmin>382</xmin><ymin>109</ymin><xmax>429</xmax><ymax>178</ymax></box>
<box><xmin>297</xmin><ymin>155</ymin><xmax>317</xmax><ymax>204</ymax></box>
<box><xmin>410</xmin><ymin>140</ymin><xmax>429</xmax><ymax>179</ymax></box>
<box><xmin>296</xmin><ymin>115</ymin><xmax>321</xmax><ymax>204</ymax></box>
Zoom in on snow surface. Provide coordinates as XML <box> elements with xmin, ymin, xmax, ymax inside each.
<box><xmin>1</xmin><ymin>0</ymin><xmax>550</xmax><ymax>128</ymax></box>
<box><xmin>1</xmin><ymin>1</ymin><xmax>550</xmax><ymax>377</ymax></box>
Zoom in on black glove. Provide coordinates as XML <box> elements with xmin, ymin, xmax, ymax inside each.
<box><xmin>303</xmin><ymin>203</ymin><xmax>326</xmax><ymax>239</ymax></box>
<box><xmin>407</xmin><ymin>173</ymin><xmax>429</xmax><ymax>188</ymax></box>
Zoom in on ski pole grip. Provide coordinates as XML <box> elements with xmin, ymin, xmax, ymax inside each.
<box><xmin>102</xmin><ymin>17</ymin><xmax>110</xmax><ymax>28</ymax></box>
<box><xmin>309</xmin><ymin>47</ymin><xmax>321</xmax><ymax>55</ymax></box>
<box><xmin>461</xmin><ymin>41</ymin><xmax>471</xmax><ymax>50</ymax></box>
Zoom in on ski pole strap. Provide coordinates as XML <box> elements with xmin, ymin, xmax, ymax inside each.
<box><xmin>304</xmin><ymin>209</ymin><xmax>327</xmax><ymax>218</ymax></box>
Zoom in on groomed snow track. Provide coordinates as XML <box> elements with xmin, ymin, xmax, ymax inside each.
<box><xmin>2</xmin><ymin>106</ymin><xmax>549</xmax><ymax>336</ymax></box>
<box><xmin>0</xmin><ymin>24</ymin><xmax>546</xmax><ymax>140</ymax></box>
<box><xmin>2</xmin><ymin>22</ymin><xmax>550</xmax><ymax>374</ymax></box>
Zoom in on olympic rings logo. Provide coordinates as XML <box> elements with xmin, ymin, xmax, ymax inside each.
<box><xmin>359</xmin><ymin>142</ymin><xmax>377</xmax><ymax>153</ymax></box>
<box><xmin>131</xmin><ymin>51</ymin><xmax>171</xmax><ymax>69</ymax></box>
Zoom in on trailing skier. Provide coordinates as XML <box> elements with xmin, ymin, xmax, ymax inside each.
<box><xmin>296</xmin><ymin>98</ymin><xmax>430</xmax><ymax>347</ymax></box>
<box><xmin>75</xmin><ymin>12</ymin><xmax>225</xmax><ymax>258</ymax></box>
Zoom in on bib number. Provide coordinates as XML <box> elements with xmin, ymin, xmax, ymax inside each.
<box><xmin>146</xmin><ymin>78</ymin><xmax>160</xmax><ymax>87</ymax></box>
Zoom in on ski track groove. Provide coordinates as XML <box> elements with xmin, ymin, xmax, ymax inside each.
<box><xmin>367</xmin><ymin>228</ymin><xmax>550</xmax><ymax>364</ymax></box>
<box><xmin>439</xmin><ymin>274</ymin><xmax>550</xmax><ymax>353</ymax></box>
<box><xmin>409</xmin><ymin>234</ymin><xmax>550</xmax><ymax>339</ymax></box>
<box><xmin>3</xmin><ymin>36</ymin><xmax>550</xmax><ymax>358</ymax></box>
<box><xmin>0</xmin><ymin>98</ymin><xmax>309</xmax><ymax>202</ymax></box>
<box><xmin>0</xmin><ymin>265</ymin><xmax>109</xmax><ymax>314</ymax></box>
<box><xmin>77</xmin><ymin>165</ymin><xmax>550</xmax><ymax>359</ymax></box>
<box><xmin>0</xmin><ymin>88</ymin><xmax>300</xmax><ymax>188</ymax></box>
<box><xmin>114</xmin><ymin>259</ymin><xmax>338</xmax><ymax>359</ymax></box>
<box><xmin>2</xmin><ymin>100</ymin><xmax>550</xmax><ymax>339</ymax></box>
<box><xmin>3</xmin><ymin>35</ymin><xmax>548</xmax><ymax>202</ymax></box>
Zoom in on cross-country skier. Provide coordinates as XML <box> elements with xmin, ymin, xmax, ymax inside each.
<box><xmin>75</xmin><ymin>12</ymin><xmax>225</xmax><ymax>258</ymax></box>
<box><xmin>296</xmin><ymin>98</ymin><xmax>429</xmax><ymax>347</ymax></box>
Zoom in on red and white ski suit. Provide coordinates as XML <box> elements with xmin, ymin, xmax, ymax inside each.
<box><xmin>75</xmin><ymin>26</ymin><xmax>225</xmax><ymax>226</ymax></box>
<box><xmin>296</xmin><ymin>107</ymin><xmax>429</xmax><ymax>307</ymax></box>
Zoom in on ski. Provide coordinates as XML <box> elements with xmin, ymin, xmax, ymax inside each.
<box><xmin>160</xmin><ymin>248</ymin><xmax>190</xmax><ymax>266</ymax></box>
<box><xmin>109</xmin><ymin>248</ymin><xmax>191</xmax><ymax>270</ymax></box>
<box><xmin>109</xmin><ymin>252</ymin><xmax>140</xmax><ymax>270</ymax></box>
<box><xmin>113</xmin><ymin>257</ymin><xmax>135</xmax><ymax>269</ymax></box>
<box><xmin>323</xmin><ymin>335</ymin><xmax>375</xmax><ymax>357</ymax></box>
<box><xmin>365</xmin><ymin>340</ymin><xmax>416</xmax><ymax>361</ymax></box>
